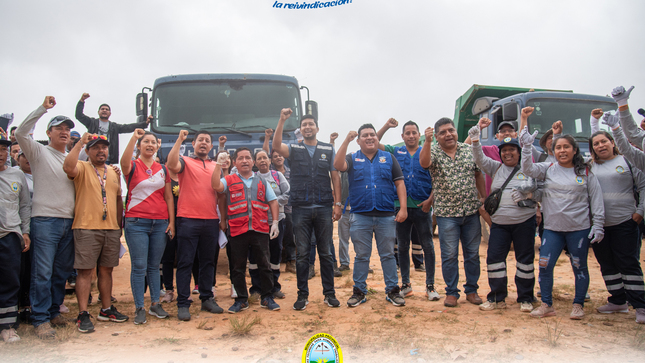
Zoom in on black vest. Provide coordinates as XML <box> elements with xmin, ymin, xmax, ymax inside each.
<box><xmin>288</xmin><ymin>141</ymin><xmax>334</xmax><ymax>206</ymax></box>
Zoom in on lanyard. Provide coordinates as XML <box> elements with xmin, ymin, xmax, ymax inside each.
<box><xmin>93</xmin><ymin>165</ymin><xmax>108</xmax><ymax>221</ymax></box>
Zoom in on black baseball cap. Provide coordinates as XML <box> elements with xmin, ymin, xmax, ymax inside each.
<box><xmin>85</xmin><ymin>135</ymin><xmax>109</xmax><ymax>150</ymax></box>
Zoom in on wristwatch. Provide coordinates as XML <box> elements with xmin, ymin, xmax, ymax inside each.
<box><xmin>334</xmin><ymin>202</ymin><xmax>342</xmax><ymax>207</ymax></box>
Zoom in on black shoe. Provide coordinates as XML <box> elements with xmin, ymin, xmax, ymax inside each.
<box><xmin>338</xmin><ymin>265</ymin><xmax>350</xmax><ymax>272</ymax></box>
<box><xmin>293</xmin><ymin>294</ymin><xmax>309</xmax><ymax>311</ymax></box>
<box><xmin>97</xmin><ymin>305</ymin><xmax>129</xmax><ymax>323</ymax></box>
<box><xmin>201</xmin><ymin>297</ymin><xmax>224</xmax><ymax>314</ymax></box>
<box><xmin>67</xmin><ymin>275</ymin><xmax>76</xmax><ymax>287</ymax></box>
<box><xmin>76</xmin><ymin>311</ymin><xmax>95</xmax><ymax>333</ymax></box>
<box><xmin>177</xmin><ymin>307</ymin><xmax>191</xmax><ymax>321</ymax></box>
<box><xmin>347</xmin><ymin>287</ymin><xmax>367</xmax><ymax>307</ymax></box>
<box><xmin>386</xmin><ymin>287</ymin><xmax>406</xmax><ymax>306</ymax></box>
<box><xmin>333</xmin><ymin>265</ymin><xmax>342</xmax><ymax>278</ymax></box>
<box><xmin>324</xmin><ymin>294</ymin><xmax>341</xmax><ymax>307</ymax></box>
<box><xmin>415</xmin><ymin>264</ymin><xmax>426</xmax><ymax>272</ymax></box>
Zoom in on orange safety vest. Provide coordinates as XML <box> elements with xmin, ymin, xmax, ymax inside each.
<box><xmin>225</xmin><ymin>173</ymin><xmax>270</xmax><ymax>237</ymax></box>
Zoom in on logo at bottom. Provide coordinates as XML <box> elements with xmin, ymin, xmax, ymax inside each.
<box><xmin>302</xmin><ymin>333</ymin><xmax>342</xmax><ymax>363</ymax></box>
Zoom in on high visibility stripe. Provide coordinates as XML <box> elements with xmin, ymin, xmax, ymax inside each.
<box><xmin>624</xmin><ymin>285</ymin><xmax>645</xmax><ymax>291</ymax></box>
<box><xmin>0</xmin><ymin>316</ymin><xmax>17</xmax><ymax>324</ymax></box>
<box><xmin>411</xmin><ymin>250</ymin><xmax>424</xmax><ymax>255</ymax></box>
<box><xmin>488</xmin><ymin>271</ymin><xmax>507</xmax><ymax>279</ymax></box>
<box><xmin>488</xmin><ymin>262</ymin><xmax>506</xmax><ymax>270</ymax></box>
<box><xmin>248</xmin><ymin>264</ymin><xmax>258</xmax><ymax>269</ymax></box>
<box><xmin>603</xmin><ymin>273</ymin><xmax>622</xmax><ymax>281</ymax></box>
<box><xmin>516</xmin><ymin>262</ymin><xmax>534</xmax><ymax>271</ymax></box>
<box><xmin>606</xmin><ymin>283</ymin><xmax>625</xmax><ymax>291</ymax></box>
<box><xmin>270</xmin><ymin>263</ymin><xmax>280</xmax><ymax>270</ymax></box>
<box><xmin>622</xmin><ymin>274</ymin><xmax>645</xmax><ymax>282</ymax></box>
<box><xmin>0</xmin><ymin>306</ymin><xmax>18</xmax><ymax>314</ymax></box>
<box><xmin>516</xmin><ymin>271</ymin><xmax>535</xmax><ymax>280</ymax></box>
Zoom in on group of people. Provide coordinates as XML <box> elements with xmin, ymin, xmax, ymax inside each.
<box><xmin>1</xmin><ymin>86</ymin><xmax>645</xmax><ymax>343</ymax></box>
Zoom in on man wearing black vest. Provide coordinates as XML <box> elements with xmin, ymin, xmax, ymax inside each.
<box><xmin>272</xmin><ymin>108</ymin><xmax>341</xmax><ymax>310</ymax></box>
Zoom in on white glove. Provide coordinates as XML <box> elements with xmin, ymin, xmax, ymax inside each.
<box><xmin>511</xmin><ymin>188</ymin><xmax>533</xmax><ymax>204</ymax></box>
<box><xmin>516</xmin><ymin>178</ymin><xmax>537</xmax><ymax>194</ymax></box>
<box><xmin>269</xmin><ymin>221</ymin><xmax>279</xmax><ymax>239</ymax></box>
<box><xmin>468</xmin><ymin>125</ymin><xmax>480</xmax><ymax>142</ymax></box>
<box><xmin>588</xmin><ymin>225</ymin><xmax>605</xmax><ymax>244</ymax></box>
<box><xmin>518</xmin><ymin>126</ymin><xmax>538</xmax><ymax>148</ymax></box>
<box><xmin>601</xmin><ymin>112</ymin><xmax>620</xmax><ymax>129</ymax></box>
<box><xmin>216</xmin><ymin>152</ymin><xmax>229</xmax><ymax>166</ymax></box>
<box><xmin>611</xmin><ymin>86</ymin><xmax>634</xmax><ymax>107</ymax></box>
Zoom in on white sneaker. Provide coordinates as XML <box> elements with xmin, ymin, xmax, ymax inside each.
<box><xmin>425</xmin><ymin>285</ymin><xmax>441</xmax><ymax>301</ymax></box>
<box><xmin>479</xmin><ymin>300</ymin><xmax>506</xmax><ymax>311</ymax></box>
<box><xmin>570</xmin><ymin>303</ymin><xmax>585</xmax><ymax>320</ymax></box>
<box><xmin>596</xmin><ymin>302</ymin><xmax>629</xmax><ymax>314</ymax></box>
<box><xmin>520</xmin><ymin>301</ymin><xmax>533</xmax><ymax>312</ymax></box>
<box><xmin>160</xmin><ymin>289</ymin><xmax>166</xmax><ymax>297</ymax></box>
<box><xmin>231</xmin><ymin>286</ymin><xmax>238</xmax><ymax>299</ymax></box>
<box><xmin>1</xmin><ymin>328</ymin><xmax>20</xmax><ymax>343</ymax></box>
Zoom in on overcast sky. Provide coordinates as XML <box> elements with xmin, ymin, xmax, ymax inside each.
<box><xmin>1</xmin><ymin>0</ymin><xmax>644</xmax><ymax>152</ymax></box>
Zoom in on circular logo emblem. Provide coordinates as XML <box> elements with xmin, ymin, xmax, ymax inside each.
<box><xmin>302</xmin><ymin>333</ymin><xmax>342</xmax><ymax>363</ymax></box>
<box><xmin>321</xmin><ymin>154</ymin><xmax>327</xmax><ymax>160</ymax></box>
<box><xmin>576</xmin><ymin>176</ymin><xmax>584</xmax><ymax>185</ymax></box>
<box><xmin>503</xmin><ymin>137</ymin><xmax>512</xmax><ymax>143</ymax></box>
<box><xmin>616</xmin><ymin>166</ymin><xmax>625</xmax><ymax>174</ymax></box>
<box><xmin>516</xmin><ymin>173</ymin><xmax>526</xmax><ymax>180</ymax></box>
<box><xmin>11</xmin><ymin>182</ymin><xmax>19</xmax><ymax>192</ymax></box>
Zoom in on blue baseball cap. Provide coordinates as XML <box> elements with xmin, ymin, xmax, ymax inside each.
<box><xmin>498</xmin><ymin>137</ymin><xmax>522</xmax><ymax>158</ymax></box>
<box><xmin>70</xmin><ymin>131</ymin><xmax>81</xmax><ymax>138</ymax></box>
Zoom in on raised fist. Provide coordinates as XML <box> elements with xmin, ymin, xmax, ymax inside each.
<box><xmin>346</xmin><ymin>130</ymin><xmax>358</xmax><ymax>142</ymax></box>
<box><xmin>424</xmin><ymin>127</ymin><xmax>434</xmax><ymax>142</ymax></box>
<box><xmin>611</xmin><ymin>86</ymin><xmax>634</xmax><ymax>107</ymax></box>
<box><xmin>518</xmin><ymin>126</ymin><xmax>538</xmax><ymax>148</ymax></box>
<box><xmin>146</xmin><ymin>115</ymin><xmax>153</xmax><ymax>124</ymax></box>
<box><xmin>386</xmin><ymin>118</ymin><xmax>398</xmax><ymax>129</ymax></box>
<box><xmin>80</xmin><ymin>132</ymin><xmax>92</xmax><ymax>146</ymax></box>
<box><xmin>81</xmin><ymin>93</ymin><xmax>90</xmax><ymax>102</ymax></box>
<box><xmin>264</xmin><ymin>129</ymin><xmax>273</xmax><ymax>137</ymax></box>
<box><xmin>217</xmin><ymin>152</ymin><xmax>230</xmax><ymax>165</ymax></box>
<box><xmin>178</xmin><ymin>130</ymin><xmax>189</xmax><ymax>142</ymax></box>
<box><xmin>133</xmin><ymin>128</ymin><xmax>146</xmax><ymax>139</ymax></box>
<box><xmin>521</xmin><ymin>107</ymin><xmax>534</xmax><ymax>118</ymax></box>
<box><xmin>218</xmin><ymin>135</ymin><xmax>227</xmax><ymax>145</ymax></box>
<box><xmin>591</xmin><ymin>108</ymin><xmax>604</xmax><ymax>120</ymax></box>
<box><xmin>551</xmin><ymin>120</ymin><xmax>563</xmax><ymax>135</ymax></box>
<box><xmin>478</xmin><ymin>117</ymin><xmax>491</xmax><ymax>130</ymax></box>
<box><xmin>43</xmin><ymin>96</ymin><xmax>56</xmax><ymax>109</ymax></box>
<box><xmin>280</xmin><ymin>108</ymin><xmax>293</xmax><ymax>120</ymax></box>
<box><xmin>329</xmin><ymin>132</ymin><xmax>338</xmax><ymax>143</ymax></box>
<box><xmin>468</xmin><ymin>125</ymin><xmax>480</xmax><ymax>142</ymax></box>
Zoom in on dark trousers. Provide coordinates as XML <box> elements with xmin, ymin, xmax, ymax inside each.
<box><xmin>175</xmin><ymin>217</ymin><xmax>219</xmax><ymax>307</ymax></box>
<box><xmin>486</xmin><ymin>216</ymin><xmax>537</xmax><ymax>303</ymax></box>
<box><xmin>250</xmin><ymin>219</ymin><xmax>284</xmax><ymax>294</ymax></box>
<box><xmin>396</xmin><ymin>208</ymin><xmax>435</xmax><ymax>286</ymax></box>
<box><xmin>309</xmin><ymin>229</ymin><xmax>338</xmax><ymax>265</ymax></box>
<box><xmin>282</xmin><ymin>212</ymin><xmax>296</xmax><ymax>262</ymax></box>
<box><xmin>293</xmin><ymin>206</ymin><xmax>335</xmax><ymax>297</ymax></box>
<box><xmin>0</xmin><ymin>233</ymin><xmax>21</xmax><ymax>331</ymax></box>
<box><xmin>230</xmin><ymin>231</ymin><xmax>273</xmax><ymax>301</ymax></box>
<box><xmin>592</xmin><ymin>219</ymin><xmax>645</xmax><ymax>308</ymax></box>
<box><xmin>19</xmin><ymin>248</ymin><xmax>31</xmax><ymax>308</ymax></box>
<box><xmin>161</xmin><ymin>232</ymin><xmax>199</xmax><ymax>291</ymax></box>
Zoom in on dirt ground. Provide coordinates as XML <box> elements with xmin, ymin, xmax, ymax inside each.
<box><xmin>2</xmin><ymin>225</ymin><xmax>645</xmax><ymax>363</ymax></box>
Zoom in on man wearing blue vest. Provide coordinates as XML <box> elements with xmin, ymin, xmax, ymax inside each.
<box><xmin>334</xmin><ymin>124</ymin><xmax>408</xmax><ymax>307</ymax></box>
<box><xmin>377</xmin><ymin>118</ymin><xmax>440</xmax><ymax>301</ymax></box>
<box><xmin>272</xmin><ymin>108</ymin><xmax>342</xmax><ymax>311</ymax></box>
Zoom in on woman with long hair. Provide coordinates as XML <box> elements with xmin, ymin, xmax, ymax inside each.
<box><xmin>520</xmin><ymin>128</ymin><xmax>604</xmax><ymax>320</ymax></box>
<box><xmin>121</xmin><ymin>129</ymin><xmax>175</xmax><ymax>324</ymax></box>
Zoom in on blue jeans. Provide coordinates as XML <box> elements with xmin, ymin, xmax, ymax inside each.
<box><xmin>539</xmin><ymin>229</ymin><xmax>590</xmax><ymax>306</ymax></box>
<box><xmin>397</xmin><ymin>208</ymin><xmax>435</xmax><ymax>286</ymax></box>
<box><xmin>292</xmin><ymin>207</ymin><xmax>335</xmax><ymax>297</ymax></box>
<box><xmin>29</xmin><ymin>217</ymin><xmax>74</xmax><ymax>327</ymax></box>
<box><xmin>337</xmin><ymin>212</ymin><xmax>351</xmax><ymax>267</ymax></box>
<box><xmin>125</xmin><ymin>217</ymin><xmax>169</xmax><ymax>309</ymax></box>
<box><xmin>436</xmin><ymin>213</ymin><xmax>481</xmax><ymax>298</ymax></box>
<box><xmin>349</xmin><ymin>213</ymin><xmax>399</xmax><ymax>294</ymax></box>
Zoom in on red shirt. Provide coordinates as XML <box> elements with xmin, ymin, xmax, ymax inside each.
<box><xmin>177</xmin><ymin>156</ymin><xmax>220</xmax><ymax>219</ymax></box>
<box><xmin>125</xmin><ymin>159</ymin><xmax>170</xmax><ymax>219</ymax></box>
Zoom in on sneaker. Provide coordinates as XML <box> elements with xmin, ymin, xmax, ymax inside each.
<box><xmin>338</xmin><ymin>264</ymin><xmax>350</xmax><ymax>272</ymax></box>
<box><xmin>293</xmin><ymin>295</ymin><xmax>309</xmax><ymax>311</ymax></box>
<box><xmin>231</xmin><ymin>286</ymin><xmax>238</xmax><ymax>299</ymax></box>
<box><xmin>596</xmin><ymin>302</ymin><xmax>629</xmax><ymax>314</ymax></box>
<box><xmin>415</xmin><ymin>264</ymin><xmax>426</xmax><ymax>272</ymax></box>
<box><xmin>134</xmin><ymin>307</ymin><xmax>147</xmax><ymax>325</ymax></box>
<box><xmin>400</xmin><ymin>283</ymin><xmax>414</xmax><ymax>297</ymax></box>
<box><xmin>76</xmin><ymin>312</ymin><xmax>94</xmax><ymax>333</ymax></box>
<box><xmin>67</xmin><ymin>275</ymin><xmax>76</xmax><ymax>287</ymax></box>
<box><xmin>347</xmin><ymin>287</ymin><xmax>367</xmax><ymax>307</ymax></box>
<box><xmin>228</xmin><ymin>300</ymin><xmax>250</xmax><ymax>314</ymax></box>
<box><xmin>324</xmin><ymin>294</ymin><xmax>341</xmax><ymax>307</ymax></box>
<box><xmin>386</xmin><ymin>287</ymin><xmax>406</xmax><ymax>306</ymax></box>
<box><xmin>333</xmin><ymin>265</ymin><xmax>342</xmax><ymax>278</ymax></box>
<box><xmin>177</xmin><ymin>307</ymin><xmax>191</xmax><ymax>321</ymax></box>
<box><xmin>59</xmin><ymin>304</ymin><xmax>69</xmax><ymax>314</ymax></box>
<box><xmin>636</xmin><ymin>308</ymin><xmax>645</xmax><ymax>324</ymax></box>
<box><xmin>160</xmin><ymin>289</ymin><xmax>166</xmax><ymax>297</ymax></box>
<box><xmin>261</xmin><ymin>296</ymin><xmax>281</xmax><ymax>311</ymax></box>
<box><xmin>149</xmin><ymin>303</ymin><xmax>169</xmax><ymax>319</ymax></box>
<box><xmin>425</xmin><ymin>285</ymin><xmax>441</xmax><ymax>301</ymax></box>
<box><xmin>570</xmin><ymin>303</ymin><xmax>585</xmax><ymax>320</ymax></box>
<box><xmin>50</xmin><ymin>314</ymin><xmax>69</xmax><ymax>327</ymax></box>
<box><xmin>192</xmin><ymin>285</ymin><xmax>199</xmax><ymax>294</ymax></box>
<box><xmin>285</xmin><ymin>260</ymin><xmax>297</xmax><ymax>274</ymax></box>
<box><xmin>273</xmin><ymin>290</ymin><xmax>286</xmax><ymax>299</ymax></box>
<box><xmin>520</xmin><ymin>301</ymin><xmax>534</xmax><ymax>312</ymax></box>
<box><xmin>479</xmin><ymin>300</ymin><xmax>506</xmax><ymax>311</ymax></box>
<box><xmin>162</xmin><ymin>290</ymin><xmax>175</xmax><ymax>303</ymax></box>
<box><xmin>530</xmin><ymin>303</ymin><xmax>556</xmax><ymax>318</ymax></box>
<box><xmin>308</xmin><ymin>265</ymin><xmax>316</xmax><ymax>280</ymax></box>
<box><xmin>201</xmin><ymin>297</ymin><xmax>224</xmax><ymax>314</ymax></box>
<box><xmin>97</xmin><ymin>305</ymin><xmax>129</xmax><ymax>323</ymax></box>
<box><xmin>1</xmin><ymin>328</ymin><xmax>20</xmax><ymax>343</ymax></box>
<box><xmin>585</xmin><ymin>292</ymin><xmax>591</xmax><ymax>302</ymax></box>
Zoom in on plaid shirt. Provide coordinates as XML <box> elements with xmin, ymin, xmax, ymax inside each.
<box><xmin>428</xmin><ymin>142</ymin><xmax>481</xmax><ymax>217</ymax></box>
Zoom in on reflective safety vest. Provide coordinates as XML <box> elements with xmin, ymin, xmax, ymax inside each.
<box><xmin>348</xmin><ymin>149</ymin><xmax>396</xmax><ymax>214</ymax></box>
<box><xmin>225</xmin><ymin>173</ymin><xmax>270</xmax><ymax>237</ymax></box>
<box><xmin>391</xmin><ymin>145</ymin><xmax>432</xmax><ymax>201</ymax></box>
<box><xmin>288</xmin><ymin>141</ymin><xmax>335</xmax><ymax>207</ymax></box>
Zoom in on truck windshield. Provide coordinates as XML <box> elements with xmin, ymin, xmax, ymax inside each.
<box><xmin>151</xmin><ymin>80</ymin><xmax>301</xmax><ymax>133</ymax></box>
<box><xmin>526</xmin><ymin>98</ymin><xmax>617</xmax><ymax>141</ymax></box>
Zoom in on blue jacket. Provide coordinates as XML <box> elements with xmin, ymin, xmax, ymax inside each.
<box><xmin>391</xmin><ymin>145</ymin><xmax>432</xmax><ymax>201</ymax></box>
<box><xmin>348</xmin><ymin>149</ymin><xmax>396</xmax><ymax>213</ymax></box>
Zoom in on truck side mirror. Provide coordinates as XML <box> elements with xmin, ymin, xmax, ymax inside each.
<box><xmin>472</xmin><ymin>97</ymin><xmax>497</xmax><ymax>115</ymax></box>
<box><xmin>502</xmin><ymin>102</ymin><xmax>518</xmax><ymax>121</ymax></box>
<box><xmin>136</xmin><ymin>93</ymin><xmax>148</xmax><ymax>119</ymax></box>
<box><xmin>305</xmin><ymin>100</ymin><xmax>318</xmax><ymax>123</ymax></box>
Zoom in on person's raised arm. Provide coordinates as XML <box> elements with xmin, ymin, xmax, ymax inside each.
<box><xmin>590</xmin><ymin>108</ymin><xmax>603</xmax><ymax>134</ymax></box>
<box><xmin>166</xmin><ymin>130</ymin><xmax>188</xmax><ymax>174</ymax></box>
<box><xmin>63</xmin><ymin>132</ymin><xmax>91</xmax><ymax>178</ymax></box>
<box><xmin>262</xmin><ymin>129</ymin><xmax>272</xmax><ymax>154</ymax></box>
<box><xmin>114</xmin><ymin>115</ymin><xmax>150</xmax><ymax>134</ymax></box>
<box><xmin>464</xmin><ymin>117</ymin><xmax>492</xmax><ymax>145</ymax></box>
<box><xmin>329</xmin><ymin>132</ymin><xmax>338</xmax><ymax>146</ymax></box>
<box><xmin>121</xmin><ymin>128</ymin><xmax>145</xmax><ymax>176</ymax></box>
<box><xmin>469</xmin><ymin>123</ymin><xmax>500</xmax><ymax>176</ymax></box>
<box><xmin>518</xmin><ymin>126</ymin><xmax>546</xmax><ymax>179</ymax></box>
<box><xmin>218</xmin><ymin>135</ymin><xmax>227</xmax><ymax>153</ymax></box>
<box><xmin>75</xmin><ymin>93</ymin><xmax>93</xmax><ymax>128</ymax></box>
<box><xmin>606</xmin><ymin>113</ymin><xmax>645</xmax><ymax>171</ymax></box>
<box><xmin>333</xmin><ymin>131</ymin><xmax>357</xmax><ymax>172</ymax></box>
<box><xmin>376</xmin><ymin>118</ymin><xmax>398</xmax><ymax>149</ymax></box>
<box><xmin>211</xmin><ymin>152</ymin><xmax>229</xmax><ymax>193</ymax></box>
<box><xmin>16</xmin><ymin>96</ymin><xmax>54</xmax><ymax>161</ymax></box>
<box><xmin>519</xmin><ymin>106</ymin><xmax>534</xmax><ymax>133</ymax></box>
<box><xmin>272</xmin><ymin>108</ymin><xmax>292</xmax><ymax>158</ymax></box>
<box><xmin>419</xmin><ymin>127</ymin><xmax>434</xmax><ymax>169</ymax></box>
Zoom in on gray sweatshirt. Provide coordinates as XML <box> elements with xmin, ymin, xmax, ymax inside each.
<box><xmin>0</xmin><ymin>166</ymin><xmax>31</xmax><ymax>248</ymax></box>
<box><xmin>618</xmin><ymin>108</ymin><xmax>645</xmax><ymax>147</ymax></box>
<box><xmin>257</xmin><ymin>170</ymin><xmax>290</xmax><ymax>223</ymax></box>
<box><xmin>612</xmin><ymin>124</ymin><xmax>645</xmax><ymax>172</ymax></box>
<box><xmin>590</xmin><ymin>155</ymin><xmax>645</xmax><ymax>227</ymax></box>
<box><xmin>473</xmin><ymin>142</ymin><xmax>537</xmax><ymax>225</ymax></box>
<box><xmin>521</xmin><ymin>146</ymin><xmax>604</xmax><ymax>232</ymax></box>
<box><xmin>15</xmin><ymin>105</ymin><xmax>75</xmax><ymax>218</ymax></box>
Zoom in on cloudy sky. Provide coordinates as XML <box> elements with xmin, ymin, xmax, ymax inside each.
<box><xmin>1</xmin><ymin>0</ymin><xmax>644</xmax><ymax>152</ymax></box>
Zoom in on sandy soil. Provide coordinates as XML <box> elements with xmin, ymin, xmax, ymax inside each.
<box><xmin>2</xmin><ymin>226</ymin><xmax>645</xmax><ymax>363</ymax></box>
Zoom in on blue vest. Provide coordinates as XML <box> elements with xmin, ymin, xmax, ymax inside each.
<box><xmin>348</xmin><ymin>149</ymin><xmax>396</xmax><ymax>213</ymax></box>
<box><xmin>288</xmin><ymin>141</ymin><xmax>334</xmax><ymax>207</ymax></box>
<box><xmin>392</xmin><ymin>145</ymin><xmax>432</xmax><ymax>201</ymax></box>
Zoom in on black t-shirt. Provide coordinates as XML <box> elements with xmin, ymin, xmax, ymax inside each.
<box><xmin>345</xmin><ymin>152</ymin><xmax>404</xmax><ymax>217</ymax></box>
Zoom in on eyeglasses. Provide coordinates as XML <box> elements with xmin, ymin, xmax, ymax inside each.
<box><xmin>89</xmin><ymin>135</ymin><xmax>107</xmax><ymax>141</ymax></box>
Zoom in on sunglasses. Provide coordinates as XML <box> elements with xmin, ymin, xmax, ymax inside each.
<box><xmin>89</xmin><ymin>135</ymin><xmax>108</xmax><ymax>141</ymax></box>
